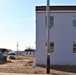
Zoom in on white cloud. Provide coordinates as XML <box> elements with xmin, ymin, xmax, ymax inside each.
<box><xmin>0</xmin><ymin>18</ymin><xmax>34</xmax><ymax>24</ymax></box>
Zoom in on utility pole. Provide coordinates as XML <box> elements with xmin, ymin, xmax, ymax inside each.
<box><xmin>46</xmin><ymin>0</ymin><xmax>50</xmax><ymax>74</ymax></box>
<box><xmin>17</xmin><ymin>42</ymin><xmax>19</xmax><ymax>56</ymax></box>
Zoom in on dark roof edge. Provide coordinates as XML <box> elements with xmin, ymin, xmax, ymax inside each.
<box><xmin>25</xmin><ymin>50</ymin><xmax>36</xmax><ymax>52</ymax></box>
<box><xmin>36</xmin><ymin>6</ymin><xmax>76</xmax><ymax>11</ymax></box>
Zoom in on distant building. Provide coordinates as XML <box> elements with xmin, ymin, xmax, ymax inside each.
<box><xmin>24</xmin><ymin>48</ymin><xmax>36</xmax><ymax>57</ymax></box>
<box><xmin>15</xmin><ymin>51</ymin><xmax>24</xmax><ymax>56</ymax></box>
<box><xmin>15</xmin><ymin>48</ymin><xmax>36</xmax><ymax>57</ymax></box>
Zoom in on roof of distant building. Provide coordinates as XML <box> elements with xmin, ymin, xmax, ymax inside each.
<box><xmin>0</xmin><ymin>48</ymin><xmax>9</xmax><ymax>52</ymax></box>
<box><xmin>25</xmin><ymin>49</ymin><xmax>36</xmax><ymax>52</ymax></box>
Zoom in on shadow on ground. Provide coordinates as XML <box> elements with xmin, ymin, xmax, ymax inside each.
<box><xmin>0</xmin><ymin>60</ymin><xmax>12</xmax><ymax>64</ymax></box>
<box><xmin>37</xmin><ymin>65</ymin><xmax>76</xmax><ymax>73</ymax></box>
<box><xmin>51</xmin><ymin>65</ymin><xmax>76</xmax><ymax>73</ymax></box>
<box><xmin>51</xmin><ymin>73</ymin><xmax>58</xmax><ymax>75</ymax></box>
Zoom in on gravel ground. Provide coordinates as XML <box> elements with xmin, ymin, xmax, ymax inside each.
<box><xmin>0</xmin><ymin>56</ymin><xmax>76</xmax><ymax>75</ymax></box>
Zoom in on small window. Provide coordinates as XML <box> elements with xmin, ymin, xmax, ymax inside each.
<box><xmin>33</xmin><ymin>52</ymin><xmax>35</xmax><ymax>54</ymax></box>
<box><xmin>50</xmin><ymin>42</ymin><xmax>54</xmax><ymax>53</ymax></box>
<box><xmin>50</xmin><ymin>16</ymin><xmax>54</xmax><ymax>27</ymax></box>
<box><xmin>45</xmin><ymin>42</ymin><xmax>54</xmax><ymax>53</ymax></box>
<box><xmin>73</xmin><ymin>16</ymin><xmax>76</xmax><ymax>27</ymax></box>
<box><xmin>45</xmin><ymin>16</ymin><xmax>54</xmax><ymax>28</ymax></box>
<box><xmin>20</xmin><ymin>53</ymin><xmax>21</xmax><ymax>55</ymax></box>
<box><xmin>26</xmin><ymin>52</ymin><xmax>28</xmax><ymax>54</ymax></box>
<box><xmin>73</xmin><ymin>42</ymin><xmax>76</xmax><ymax>53</ymax></box>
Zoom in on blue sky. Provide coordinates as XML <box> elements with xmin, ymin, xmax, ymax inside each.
<box><xmin>0</xmin><ymin>0</ymin><xmax>76</xmax><ymax>51</ymax></box>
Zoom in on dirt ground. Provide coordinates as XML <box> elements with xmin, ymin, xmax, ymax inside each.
<box><xmin>0</xmin><ymin>56</ymin><xmax>76</xmax><ymax>75</ymax></box>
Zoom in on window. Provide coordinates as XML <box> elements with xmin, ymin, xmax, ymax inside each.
<box><xmin>26</xmin><ymin>52</ymin><xmax>28</xmax><ymax>54</ymax></box>
<box><xmin>33</xmin><ymin>52</ymin><xmax>35</xmax><ymax>54</ymax></box>
<box><xmin>50</xmin><ymin>42</ymin><xmax>54</xmax><ymax>53</ymax></box>
<box><xmin>45</xmin><ymin>16</ymin><xmax>54</xmax><ymax>28</ymax></box>
<box><xmin>45</xmin><ymin>42</ymin><xmax>54</xmax><ymax>53</ymax></box>
<box><xmin>73</xmin><ymin>16</ymin><xmax>76</xmax><ymax>27</ymax></box>
<box><xmin>20</xmin><ymin>53</ymin><xmax>22</xmax><ymax>55</ymax></box>
<box><xmin>73</xmin><ymin>42</ymin><xmax>76</xmax><ymax>53</ymax></box>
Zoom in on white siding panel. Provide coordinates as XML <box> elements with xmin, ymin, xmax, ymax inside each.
<box><xmin>36</xmin><ymin>12</ymin><xmax>76</xmax><ymax>65</ymax></box>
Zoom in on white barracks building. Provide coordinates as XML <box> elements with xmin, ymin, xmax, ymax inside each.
<box><xmin>36</xmin><ymin>6</ymin><xmax>76</xmax><ymax>65</ymax></box>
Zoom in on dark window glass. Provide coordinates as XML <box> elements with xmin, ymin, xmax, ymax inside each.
<box><xmin>45</xmin><ymin>42</ymin><xmax>54</xmax><ymax>53</ymax></box>
<box><xmin>73</xmin><ymin>42</ymin><xmax>76</xmax><ymax>53</ymax></box>
<box><xmin>45</xmin><ymin>16</ymin><xmax>54</xmax><ymax>28</ymax></box>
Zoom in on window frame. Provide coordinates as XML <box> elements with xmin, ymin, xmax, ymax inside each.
<box><xmin>45</xmin><ymin>16</ymin><xmax>54</xmax><ymax>28</ymax></box>
<box><xmin>73</xmin><ymin>16</ymin><xmax>76</xmax><ymax>27</ymax></box>
<box><xmin>73</xmin><ymin>42</ymin><xmax>76</xmax><ymax>53</ymax></box>
<box><xmin>45</xmin><ymin>42</ymin><xmax>54</xmax><ymax>53</ymax></box>
<box><xmin>26</xmin><ymin>52</ymin><xmax>28</xmax><ymax>55</ymax></box>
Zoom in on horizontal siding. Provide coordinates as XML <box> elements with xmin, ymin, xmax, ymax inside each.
<box><xmin>36</xmin><ymin>11</ymin><xmax>76</xmax><ymax>65</ymax></box>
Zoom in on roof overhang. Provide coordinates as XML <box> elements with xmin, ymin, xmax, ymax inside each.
<box><xmin>36</xmin><ymin>6</ymin><xmax>76</xmax><ymax>11</ymax></box>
